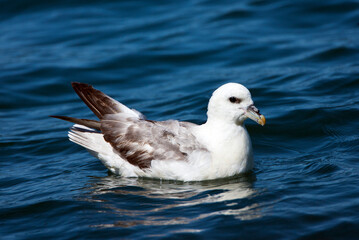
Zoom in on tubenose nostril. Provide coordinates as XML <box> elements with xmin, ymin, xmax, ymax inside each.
<box><xmin>249</xmin><ymin>105</ymin><xmax>260</xmax><ymax>113</ymax></box>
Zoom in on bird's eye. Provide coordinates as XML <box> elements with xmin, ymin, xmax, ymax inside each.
<box><xmin>229</xmin><ymin>97</ymin><xmax>241</xmax><ymax>103</ymax></box>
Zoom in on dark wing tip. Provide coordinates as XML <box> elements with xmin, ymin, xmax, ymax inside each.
<box><xmin>71</xmin><ymin>82</ymin><xmax>93</xmax><ymax>91</ymax></box>
<box><xmin>70</xmin><ymin>82</ymin><xmax>123</xmax><ymax>119</ymax></box>
<box><xmin>50</xmin><ymin>115</ymin><xmax>74</xmax><ymax>122</ymax></box>
<box><xmin>50</xmin><ymin>115</ymin><xmax>101</xmax><ymax>130</ymax></box>
<box><xmin>50</xmin><ymin>115</ymin><xmax>64</xmax><ymax>119</ymax></box>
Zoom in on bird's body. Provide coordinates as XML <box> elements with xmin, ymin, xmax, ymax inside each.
<box><xmin>52</xmin><ymin>82</ymin><xmax>265</xmax><ymax>181</ymax></box>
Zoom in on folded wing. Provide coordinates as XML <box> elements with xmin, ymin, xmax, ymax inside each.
<box><xmin>66</xmin><ymin>82</ymin><xmax>208</xmax><ymax>169</ymax></box>
<box><xmin>101</xmin><ymin>116</ymin><xmax>207</xmax><ymax>169</ymax></box>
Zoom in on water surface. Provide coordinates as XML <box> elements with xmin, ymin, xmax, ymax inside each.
<box><xmin>1</xmin><ymin>0</ymin><xmax>359</xmax><ymax>239</ymax></box>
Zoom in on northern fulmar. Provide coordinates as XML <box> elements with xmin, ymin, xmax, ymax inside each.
<box><xmin>52</xmin><ymin>82</ymin><xmax>265</xmax><ymax>181</ymax></box>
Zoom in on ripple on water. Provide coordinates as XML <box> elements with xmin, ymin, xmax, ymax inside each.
<box><xmin>1</xmin><ymin>0</ymin><xmax>359</xmax><ymax>239</ymax></box>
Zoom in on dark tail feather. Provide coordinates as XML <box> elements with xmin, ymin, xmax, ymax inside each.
<box><xmin>50</xmin><ymin>115</ymin><xmax>101</xmax><ymax>131</ymax></box>
<box><xmin>71</xmin><ymin>82</ymin><xmax>122</xmax><ymax>119</ymax></box>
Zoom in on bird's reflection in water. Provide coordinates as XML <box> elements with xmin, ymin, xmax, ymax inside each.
<box><xmin>80</xmin><ymin>172</ymin><xmax>264</xmax><ymax>230</ymax></box>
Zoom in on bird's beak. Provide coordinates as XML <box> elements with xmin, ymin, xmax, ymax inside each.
<box><xmin>245</xmin><ymin>105</ymin><xmax>266</xmax><ymax>126</ymax></box>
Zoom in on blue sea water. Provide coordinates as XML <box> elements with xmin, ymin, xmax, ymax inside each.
<box><xmin>1</xmin><ymin>0</ymin><xmax>359</xmax><ymax>239</ymax></box>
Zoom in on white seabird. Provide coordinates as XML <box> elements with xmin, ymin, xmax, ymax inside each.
<box><xmin>52</xmin><ymin>82</ymin><xmax>265</xmax><ymax>181</ymax></box>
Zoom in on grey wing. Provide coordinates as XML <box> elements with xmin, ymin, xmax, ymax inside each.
<box><xmin>69</xmin><ymin>82</ymin><xmax>208</xmax><ymax>169</ymax></box>
<box><xmin>100</xmin><ymin>116</ymin><xmax>208</xmax><ymax>169</ymax></box>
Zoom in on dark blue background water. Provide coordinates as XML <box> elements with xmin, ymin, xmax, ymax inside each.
<box><xmin>1</xmin><ymin>0</ymin><xmax>359</xmax><ymax>239</ymax></box>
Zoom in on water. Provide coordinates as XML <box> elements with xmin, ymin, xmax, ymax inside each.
<box><xmin>1</xmin><ymin>0</ymin><xmax>359</xmax><ymax>239</ymax></box>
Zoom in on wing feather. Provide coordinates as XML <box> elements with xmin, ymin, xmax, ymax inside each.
<box><xmin>100</xmin><ymin>116</ymin><xmax>208</xmax><ymax>169</ymax></box>
<box><xmin>71</xmin><ymin>82</ymin><xmax>144</xmax><ymax>119</ymax></box>
<box><xmin>56</xmin><ymin>82</ymin><xmax>207</xmax><ymax>169</ymax></box>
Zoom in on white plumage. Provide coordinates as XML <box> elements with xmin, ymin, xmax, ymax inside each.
<box><xmin>53</xmin><ymin>82</ymin><xmax>265</xmax><ymax>181</ymax></box>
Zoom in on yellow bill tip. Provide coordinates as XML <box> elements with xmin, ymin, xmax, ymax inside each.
<box><xmin>258</xmin><ymin>115</ymin><xmax>266</xmax><ymax>126</ymax></box>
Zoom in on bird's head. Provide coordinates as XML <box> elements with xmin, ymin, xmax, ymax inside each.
<box><xmin>207</xmin><ymin>83</ymin><xmax>265</xmax><ymax>126</ymax></box>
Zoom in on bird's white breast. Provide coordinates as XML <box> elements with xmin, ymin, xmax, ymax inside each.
<box><xmin>193</xmin><ymin>121</ymin><xmax>254</xmax><ymax>178</ymax></box>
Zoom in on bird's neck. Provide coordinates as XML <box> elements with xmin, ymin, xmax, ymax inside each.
<box><xmin>199</xmin><ymin>118</ymin><xmax>249</xmax><ymax>151</ymax></box>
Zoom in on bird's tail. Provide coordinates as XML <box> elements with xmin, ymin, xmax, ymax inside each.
<box><xmin>67</xmin><ymin>124</ymin><xmax>109</xmax><ymax>158</ymax></box>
